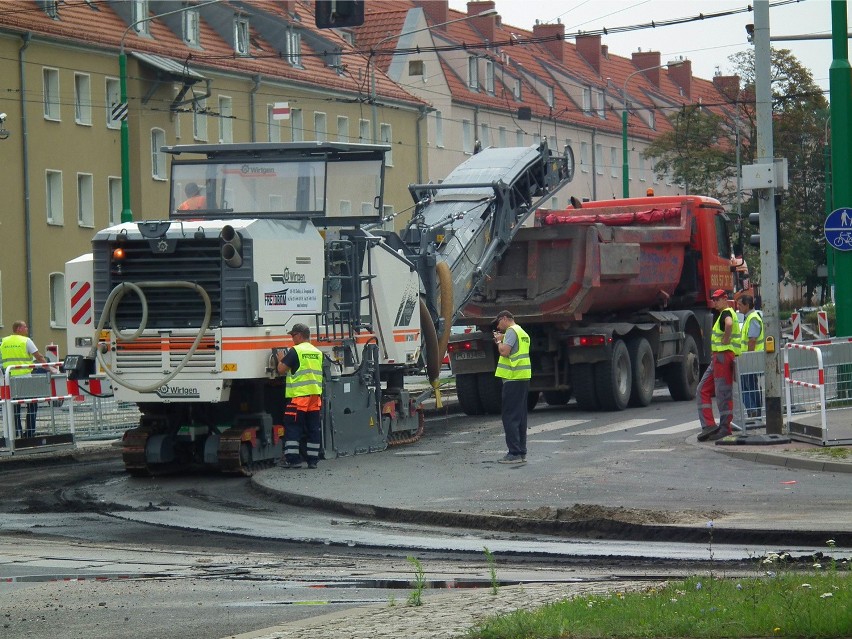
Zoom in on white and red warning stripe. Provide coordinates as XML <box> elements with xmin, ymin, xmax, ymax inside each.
<box><xmin>790</xmin><ymin>312</ymin><xmax>801</xmax><ymax>342</ymax></box>
<box><xmin>70</xmin><ymin>280</ymin><xmax>93</xmax><ymax>325</ymax></box>
<box><xmin>818</xmin><ymin>311</ymin><xmax>829</xmax><ymax>338</ymax></box>
<box><xmin>783</xmin><ymin>342</ymin><xmax>825</xmax><ymax>387</ymax></box>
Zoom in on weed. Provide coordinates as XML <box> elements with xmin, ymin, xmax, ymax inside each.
<box><xmin>484</xmin><ymin>546</ymin><xmax>499</xmax><ymax>595</ymax></box>
<box><xmin>406</xmin><ymin>556</ymin><xmax>425</xmax><ymax>607</ymax></box>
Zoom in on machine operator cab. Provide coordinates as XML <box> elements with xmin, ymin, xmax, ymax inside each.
<box><xmin>165</xmin><ymin>142</ymin><xmax>390</xmax><ymax>225</ymax></box>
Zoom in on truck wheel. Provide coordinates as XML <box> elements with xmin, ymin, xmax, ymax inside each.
<box><xmin>665</xmin><ymin>334</ymin><xmax>700</xmax><ymax>401</ymax></box>
<box><xmin>477</xmin><ymin>372</ymin><xmax>503</xmax><ymax>414</ymax></box>
<box><xmin>572</xmin><ymin>364</ymin><xmax>599</xmax><ymax>411</ymax></box>
<box><xmin>456</xmin><ymin>374</ymin><xmax>484</xmax><ymax>416</ymax></box>
<box><xmin>627</xmin><ymin>337</ymin><xmax>655</xmax><ymax>407</ymax></box>
<box><xmin>543</xmin><ymin>390</ymin><xmax>571</xmax><ymax>406</ymax></box>
<box><xmin>527</xmin><ymin>391</ymin><xmax>541</xmax><ymax>412</ymax></box>
<box><xmin>594</xmin><ymin>339</ymin><xmax>632</xmax><ymax>411</ymax></box>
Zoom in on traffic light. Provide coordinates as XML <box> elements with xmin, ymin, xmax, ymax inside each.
<box><xmin>315</xmin><ymin>1</ymin><xmax>364</xmax><ymax>29</ymax></box>
<box><xmin>747</xmin><ymin>195</ymin><xmax>783</xmax><ymax>251</ymax></box>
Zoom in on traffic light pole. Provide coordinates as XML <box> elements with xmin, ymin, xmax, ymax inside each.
<box><xmin>753</xmin><ymin>1</ymin><xmax>783</xmax><ymax>435</ymax></box>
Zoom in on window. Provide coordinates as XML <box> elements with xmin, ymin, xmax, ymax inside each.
<box><xmin>380</xmin><ymin>123</ymin><xmax>392</xmax><ymax>166</ymax></box>
<box><xmin>313</xmin><ymin>112</ymin><xmax>327</xmax><ymax>142</ymax></box>
<box><xmin>267</xmin><ymin>105</ymin><xmax>281</xmax><ymax>142</ymax></box>
<box><xmin>479</xmin><ymin>123</ymin><xmax>490</xmax><ymax>149</ymax></box>
<box><xmin>337</xmin><ymin>116</ymin><xmax>349</xmax><ymax>142</ymax></box>
<box><xmin>595</xmin><ymin>89</ymin><xmax>605</xmax><ymax>118</ymax></box>
<box><xmin>234</xmin><ymin>18</ymin><xmax>249</xmax><ymax>56</ymax></box>
<box><xmin>595</xmin><ymin>143</ymin><xmax>603</xmax><ymax>175</ymax></box>
<box><xmin>77</xmin><ymin>173</ymin><xmax>94</xmax><ymax>227</ymax></box>
<box><xmin>462</xmin><ymin>119</ymin><xmax>473</xmax><ymax>154</ymax></box>
<box><xmin>106</xmin><ymin>77</ymin><xmax>121</xmax><ymax>129</ymax></box>
<box><xmin>638</xmin><ymin>154</ymin><xmax>646</xmax><ymax>182</ymax></box>
<box><xmin>409</xmin><ymin>60</ymin><xmax>424</xmax><ymax>76</ymax></box>
<box><xmin>108</xmin><ymin>177</ymin><xmax>122</xmax><ymax>225</ymax></box>
<box><xmin>498</xmin><ymin>126</ymin><xmax>507</xmax><ymax>148</ymax></box>
<box><xmin>151</xmin><ymin>128</ymin><xmax>166</xmax><ymax>179</ymax></box>
<box><xmin>74</xmin><ymin>73</ymin><xmax>91</xmax><ymax>125</ymax></box>
<box><xmin>513</xmin><ymin>78</ymin><xmax>522</xmax><ymax>101</ymax></box>
<box><xmin>582</xmin><ymin>86</ymin><xmax>591</xmax><ymax>114</ymax></box>
<box><xmin>184</xmin><ymin>9</ymin><xmax>199</xmax><ymax>46</ymax></box>
<box><xmin>580</xmin><ymin>142</ymin><xmax>589</xmax><ymax>173</ymax></box>
<box><xmin>434</xmin><ymin>111</ymin><xmax>444</xmax><ymax>148</ymax></box>
<box><xmin>286</xmin><ymin>29</ymin><xmax>302</xmax><ymax>66</ymax></box>
<box><xmin>44</xmin><ymin>0</ymin><xmax>58</xmax><ymax>18</ymax></box>
<box><xmin>359</xmin><ymin>118</ymin><xmax>370</xmax><ymax>142</ymax></box>
<box><xmin>193</xmin><ymin>98</ymin><xmax>208</xmax><ymax>141</ymax></box>
<box><xmin>546</xmin><ymin>86</ymin><xmax>554</xmax><ymax>108</ymax></box>
<box><xmin>49</xmin><ymin>272</ymin><xmax>66</xmax><ymax>328</ymax></box>
<box><xmin>467</xmin><ymin>56</ymin><xmax>478</xmax><ymax>90</ymax></box>
<box><xmin>484</xmin><ymin>59</ymin><xmax>495</xmax><ymax>93</ymax></box>
<box><xmin>174</xmin><ymin>110</ymin><xmax>181</xmax><ymax>139</ymax></box>
<box><xmin>43</xmin><ymin>68</ymin><xmax>60</xmax><ymax>120</ymax></box>
<box><xmin>132</xmin><ymin>0</ymin><xmax>149</xmax><ymax>34</ymax></box>
<box><xmin>46</xmin><ymin>170</ymin><xmax>63</xmax><ymax>225</ymax></box>
<box><xmin>610</xmin><ymin>147</ymin><xmax>618</xmax><ymax>178</ymax></box>
<box><xmin>649</xmin><ymin>110</ymin><xmax>656</xmax><ymax>130</ymax></box>
<box><xmin>219</xmin><ymin>96</ymin><xmax>233</xmax><ymax>143</ymax></box>
<box><xmin>516</xmin><ymin>129</ymin><xmax>524</xmax><ymax>146</ymax></box>
<box><xmin>291</xmin><ymin>108</ymin><xmax>303</xmax><ymax>141</ymax></box>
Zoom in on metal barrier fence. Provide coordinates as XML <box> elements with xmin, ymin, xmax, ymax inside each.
<box><xmin>733</xmin><ymin>339</ymin><xmax>852</xmax><ymax>446</ymax></box>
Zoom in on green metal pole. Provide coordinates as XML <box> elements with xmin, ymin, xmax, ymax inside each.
<box><xmin>622</xmin><ymin>107</ymin><xmax>629</xmax><ymax>197</ymax></box>
<box><xmin>825</xmin><ymin>133</ymin><xmax>834</xmax><ymax>302</ymax></box>
<box><xmin>119</xmin><ymin>50</ymin><xmax>132</xmax><ymax>223</ymax></box>
<box><xmin>830</xmin><ymin>0</ymin><xmax>852</xmax><ymax>335</ymax></box>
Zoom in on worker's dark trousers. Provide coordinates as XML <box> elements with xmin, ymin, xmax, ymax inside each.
<box><xmin>501</xmin><ymin>379</ymin><xmax>530</xmax><ymax>457</ymax></box>
<box><xmin>284</xmin><ymin>408</ymin><xmax>322</xmax><ymax>465</ymax></box>
<box><xmin>14</xmin><ymin>402</ymin><xmax>38</xmax><ymax>438</ymax></box>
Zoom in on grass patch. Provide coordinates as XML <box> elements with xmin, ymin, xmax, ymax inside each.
<box><xmin>793</xmin><ymin>447</ymin><xmax>851</xmax><ymax>460</ymax></box>
<box><xmin>469</xmin><ymin>570</ymin><xmax>851</xmax><ymax>638</ymax></box>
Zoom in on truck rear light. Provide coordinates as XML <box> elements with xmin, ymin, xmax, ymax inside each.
<box><xmin>112</xmin><ymin>247</ymin><xmax>126</xmax><ymax>260</ymax></box>
<box><xmin>570</xmin><ymin>335</ymin><xmax>609</xmax><ymax>347</ymax></box>
<box><xmin>448</xmin><ymin>341</ymin><xmax>478</xmax><ymax>353</ymax></box>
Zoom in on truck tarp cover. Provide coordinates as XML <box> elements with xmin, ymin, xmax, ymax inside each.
<box><xmin>543</xmin><ymin>207</ymin><xmax>681</xmax><ymax>226</ymax></box>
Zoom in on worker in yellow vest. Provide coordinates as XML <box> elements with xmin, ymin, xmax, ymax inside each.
<box><xmin>697</xmin><ymin>290</ymin><xmax>741</xmax><ymax>442</ymax></box>
<box><xmin>737</xmin><ymin>294</ymin><xmax>765</xmax><ymax>418</ymax></box>
<box><xmin>277</xmin><ymin>323</ymin><xmax>323</xmax><ymax>469</ymax></box>
<box><xmin>493</xmin><ymin>310</ymin><xmax>532</xmax><ymax>464</ymax></box>
<box><xmin>1</xmin><ymin>321</ymin><xmax>48</xmax><ymax>438</ymax></box>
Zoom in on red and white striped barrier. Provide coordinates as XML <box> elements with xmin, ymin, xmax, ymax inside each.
<box><xmin>783</xmin><ymin>342</ymin><xmax>827</xmax><ymax>439</ymax></box>
<box><xmin>790</xmin><ymin>312</ymin><xmax>802</xmax><ymax>342</ymax></box>
<box><xmin>818</xmin><ymin>311</ymin><xmax>829</xmax><ymax>339</ymax></box>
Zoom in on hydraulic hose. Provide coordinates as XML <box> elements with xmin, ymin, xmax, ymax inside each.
<box><xmin>91</xmin><ymin>281</ymin><xmax>212</xmax><ymax>394</ymax></box>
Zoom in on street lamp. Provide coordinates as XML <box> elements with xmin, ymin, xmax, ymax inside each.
<box><xmin>621</xmin><ymin>60</ymin><xmax>683</xmax><ymax>198</ymax></box>
<box><xmin>117</xmin><ymin>0</ymin><xmax>221</xmax><ymax>222</ymax></box>
<box><xmin>368</xmin><ymin>8</ymin><xmax>498</xmax><ymax>143</ymax></box>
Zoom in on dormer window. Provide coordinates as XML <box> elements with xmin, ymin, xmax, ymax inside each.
<box><xmin>582</xmin><ymin>86</ymin><xmax>591</xmax><ymax>113</ymax></box>
<box><xmin>234</xmin><ymin>18</ymin><xmax>250</xmax><ymax>56</ymax></box>
<box><xmin>44</xmin><ymin>0</ymin><xmax>59</xmax><ymax>19</ymax></box>
<box><xmin>484</xmin><ymin>60</ymin><xmax>495</xmax><ymax>93</ymax></box>
<box><xmin>513</xmin><ymin>78</ymin><xmax>522</xmax><ymax>101</ymax></box>
<box><xmin>132</xmin><ymin>0</ymin><xmax>149</xmax><ymax>34</ymax></box>
<box><xmin>286</xmin><ymin>29</ymin><xmax>302</xmax><ymax>66</ymax></box>
<box><xmin>468</xmin><ymin>56</ymin><xmax>479</xmax><ymax>90</ymax></box>
<box><xmin>546</xmin><ymin>86</ymin><xmax>554</xmax><ymax>108</ymax></box>
<box><xmin>649</xmin><ymin>110</ymin><xmax>656</xmax><ymax>130</ymax></box>
<box><xmin>594</xmin><ymin>89</ymin><xmax>605</xmax><ymax>118</ymax></box>
<box><xmin>184</xmin><ymin>9</ymin><xmax>200</xmax><ymax>46</ymax></box>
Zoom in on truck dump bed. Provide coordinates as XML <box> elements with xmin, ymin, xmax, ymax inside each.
<box><xmin>462</xmin><ymin>200</ymin><xmax>696</xmax><ymax>323</ymax></box>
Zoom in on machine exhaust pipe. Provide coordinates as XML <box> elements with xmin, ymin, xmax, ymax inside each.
<box><xmin>220</xmin><ymin>225</ymin><xmax>243</xmax><ymax>268</ymax></box>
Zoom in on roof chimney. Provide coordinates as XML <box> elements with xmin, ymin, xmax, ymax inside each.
<box><xmin>631</xmin><ymin>50</ymin><xmax>662</xmax><ymax>88</ymax></box>
<box><xmin>576</xmin><ymin>34</ymin><xmax>602</xmax><ymax>74</ymax></box>
<box><xmin>467</xmin><ymin>1</ymin><xmax>497</xmax><ymax>41</ymax></box>
<box><xmin>668</xmin><ymin>59</ymin><xmax>693</xmax><ymax>100</ymax></box>
<box><xmin>713</xmin><ymin>74</ymin><xmax>740</xmax><ymax>101</ymax></box>
<box><xmin>414</xmin><ymin>0</ymin><xmax>449</xmax><ymax>28</ymax></box>
<box><xmin>532</xmin><ymin>22</ymin><xmax>566</xmax><ymax>63</ymax></box>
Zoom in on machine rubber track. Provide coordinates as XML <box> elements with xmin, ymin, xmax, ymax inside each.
<box><xmin>387</xmin><ymin>409</ymin><xmax>425</xmax><ymax>446</ymax></box>
<box><xmin>122</xmin><ymin>423</ymin><xmax>180</xmax><ymax>477</ymax></box>
<box><xmin>218</xmin><ymin>427</ymin><xmax>278</xmax><ymax>477</ymax></box>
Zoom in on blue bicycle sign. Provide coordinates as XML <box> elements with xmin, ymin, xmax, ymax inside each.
<box><xmin>825</xmin><ymin>208</ymin><xmax>852</xmax><ymax>251</ymax></box>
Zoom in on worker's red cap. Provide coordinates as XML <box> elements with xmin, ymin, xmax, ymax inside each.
<box><xmin>710</xmin><ymin>289</ymin><xmax>728</xmax><ymax>300</ymax></box>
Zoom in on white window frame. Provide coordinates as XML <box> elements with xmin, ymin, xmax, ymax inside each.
<box><xmin>313</xmin><ymin>112</ymin><xmax>327</xmax><ymax>142</ymax></box>
<box><xmin>380</xmin><ymin>122</ymin><xmax>393</xmax><ymax>166</ymax></box>
<box><xmin>515</xmin><ymin>129</ymin><xmax>524</xmax><ymax>146</ymax></box>
<box><xmin>132</xmin><ymin>0</ymin><xmax>149</xmax><ymax>34</ymax></box>
<box><xmin>77</xmin><ymin>173</ymin><xmax>94</xmax><ymax>228</ymax></box>
<box><xmin>408</xmin><ymin>60</ymin><xmax>424</xmax><ymax>77</ymax></box>
<box><xmin>267</xmin><ymin>105</ymin><xmax>281</xmax><ymax>142</ymax></box>
<box><xmin>234</xmin><ymin>18</ymin><xmax>250</xmax><ymax>56</ymax></box>
<box><xmin>462</xmin><ymin>119</ymin><xmax>473</xmax><ymax>154</ymax></box>
<box><xmin>286</xmin><ymin>29</ymin><xmax>302</xmax><ymax>66</ymax></box>
<box><xmin>46</xmin><ymin>170</ymin><xmax>63</xmax><ymax>225</ymax></box>
<box><xmin>291</xmin><ymin>108</ymin><xmax>304</xmax><ymax>141</ymax></box>
<box><xmin>649</xmin><ymin>110</ymin><xmax>656</xmax><ymax>130</ymax></box>
<box><xmin>638</xmin><ymin>154</ymin><xmax>646</xmax><ymax>182</ymax></box>
<box><xmin>498</xmin><ymin>126</ymin><xmax>507</xmax><ymax>148</ymax></box>
<box><xmin>595</xmin><ymin>89</ymin><xmax>606</xmax><ymax>119</ymax></box>
<box><xmin>610</xmin><ymin>146</ymin><xmax>618</xmax><ymax>178</ymax></box>
<box><xmin>43</xmin><ymin>67</ymin><xmax>60</xmax><ymax>121</ymax></box>
<box><xmin>151</xmin><ymin>128</ymin><xmax>166</xmax><ymax>180</ymax></box>
<box><xmin>74</xmin><ymin>72</ymin><xmax>91</xmax><ymax>125</ymax></box>
<box><xmin>484</xmin><ymin>59</ymin><xmax>495</xmax><ymax>93</ymax></box>
<box><xmin>108</xmin><ymin>176</ymin><xmax>122</xmax><ymax>225</ymax></box>
<box><xmin>106</xmin><ymin>77</ymin><xmax>121</xmax><ymax>129</ymax></box>
<box><xmin>467</xmin><ymin>56</ymin><xmax>478</xmax><ymax>90</ymax></box>
<box><xmin>49</xmin><ymin>272</ymin><xmax>66</xmax><ymax>329</ymax></box>
<box><xmin>582</xmin><ymin>86</ymin><xmax>592</xmax><ymax>114</ymax></box>
<box><xmin>580</xmin><ymin>142</ymin><xmax>589</xmax><ymax>173</ymax></box>
<box><xmin>479</xmin><ymin>123</ymin><xmax>490</xmax><ymax>149</ymax></box>
<box><xmin>193</xmin><ymin>98</ymin><xmax>208</xmax><ymax>141</ymax></box>
<box><xmin>513</xmin><ymin>78</ymin><xmax>522</xmax><ymax>101</ymax></box>
<box><xmin>434</xmin><ymin>111</ymin><xmax>444</xmax><ymax>148</ymax></box>
<box><xmin>358</xmin><ymin>118</ymin><xmax>370</xmax><ymax>142</ymax></box>
<box><xmin>337</xmin><ymin>115</ymin><xmax>349</xmax><ymax>142</ymax></box>
<box><xmin>183</xmin><ymin>9</ymin><xmax>199</xmax><ymax>46</ymax></box>
<box><xmin>218</xmin><ymin>96</ymin><xmax>233</xmax><ymax>143</ymax></box>
<box><xmin>546</xmin><ymin>86</ymin><xmax>554</xmax><ymax>108</ymax></box>
<box><xmin>595</xmin><ymin>143</ymin><xmax>603</xmax><ymax>175</ymax></box>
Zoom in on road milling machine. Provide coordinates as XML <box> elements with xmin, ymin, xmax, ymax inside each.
<box><xmin>64</xmin><ymin>141</ymin><xmax>574</xmax><ymax>475</ymax></box>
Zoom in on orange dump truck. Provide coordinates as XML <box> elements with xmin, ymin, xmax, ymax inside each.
<box><xmin>447</xmin><ymin>195</ymin><xmax>743</xmax><ymax>414</ymax></box>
